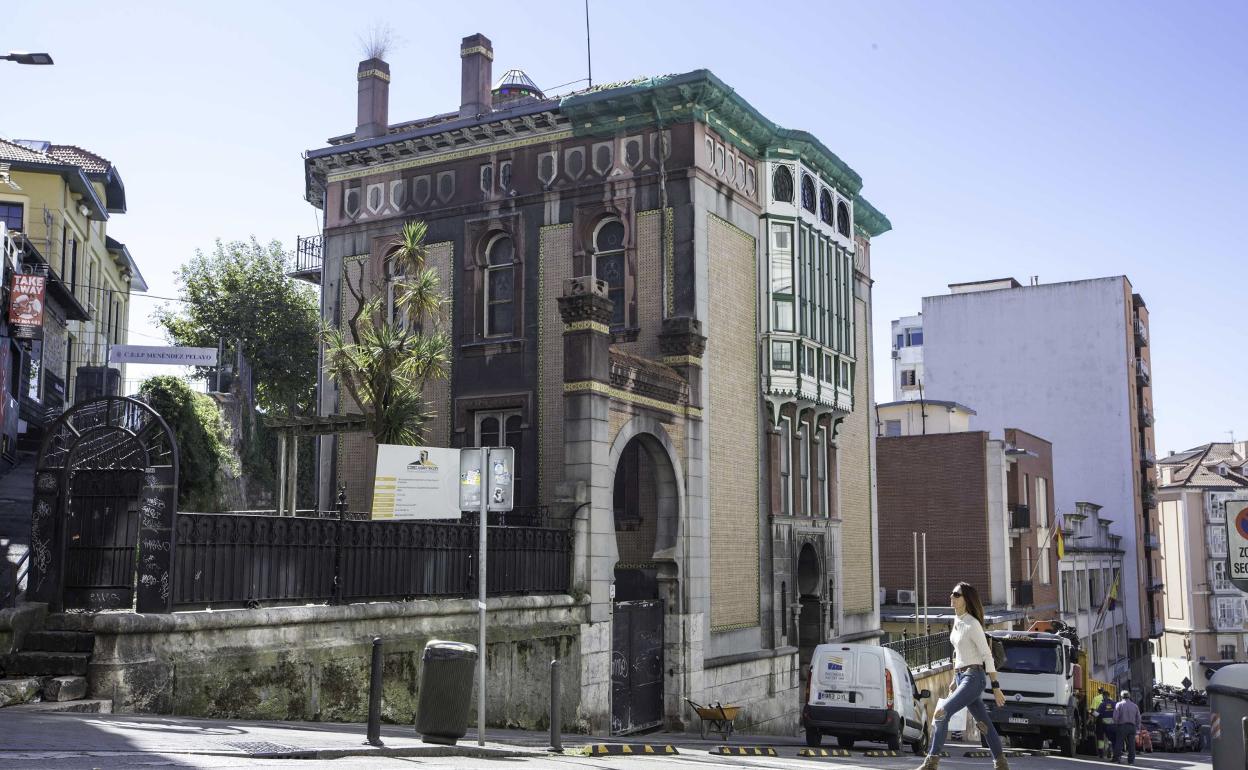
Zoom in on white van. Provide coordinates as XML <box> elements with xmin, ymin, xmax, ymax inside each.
<box><xmin>801</xmin><ymin>643</ymin><xmax>931</xmax><ymax>753</ymax></box>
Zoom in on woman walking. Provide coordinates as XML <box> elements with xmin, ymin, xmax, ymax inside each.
<box><xmin>916</xmin><ymin>582</ymin><xmax>1009</xmax><ymax>770</ymax></box>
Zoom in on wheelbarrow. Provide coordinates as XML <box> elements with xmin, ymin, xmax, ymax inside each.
<box><xmin>685</xmin><ymin>698</ymin><xmax>741</xmax><ymax>740</ymax></box>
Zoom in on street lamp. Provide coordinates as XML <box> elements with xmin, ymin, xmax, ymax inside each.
<box><xmin>3</xmin><ymin>52</ymin><xmax>54</xmax><ymax>65</ymax></box>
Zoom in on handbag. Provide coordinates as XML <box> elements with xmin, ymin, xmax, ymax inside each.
<box><xmin>934</xmin><ymin>695</ymin><xmax>967</xmax><ymax>732</ymax></box>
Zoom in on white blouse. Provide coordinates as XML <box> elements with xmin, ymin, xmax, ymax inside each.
<box><xmin>950</xmin><ymin>612</ymin><xmax>997</xmax><ymax>675</ymax></box>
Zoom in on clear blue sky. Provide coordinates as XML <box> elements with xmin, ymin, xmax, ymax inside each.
<box><xmin>5</xmin><ymin>1</ymin><xmax>1244</xmax><ymax>455</ymax></box>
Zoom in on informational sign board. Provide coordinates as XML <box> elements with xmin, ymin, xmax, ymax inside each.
<box><xmin>1226</xmin><ymin>500</ymin><xmax>1248</xmax><ymax>592</ymax></box>
<box><xmin>371</xmin><ymin>445</ymin><xmax>461</xmax><ymax>519</ymax></box>
<box><xmin>8</xmin><ymin>273</ymin><xmax>46</xmax><ymax>340</ymax></box>
<box><xmin>457</xmin><ymin>447</ymin><xmax>514</xmax><ymax>512</ymax></box>
<box><xmin>108</xmin><ymin>345</ymin><xmax>219</xmax><ymax>366</ymax></box>
<box><xmin>486</xmin><ymin>447</ymin><xmax>514</xmax><ymax>512</ymax></box>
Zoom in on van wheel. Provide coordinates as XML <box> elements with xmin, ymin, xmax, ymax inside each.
<box><xmin>805</xmin><ymin>728</ymin><xmax>822</xmax><ymax>747</ymax></box>
<box><xmin>911</xmin><ymin>726</ymin><xmax>929</xmax><ymax>755</ymax></box>
<box><xmin>837</xmin><ymin>737</ymin><xmax>855</xmax><ymax>749</ymax></box>
<box><xmin>888</xmin><ymin>728</ymin><xmax>902</xmax><ymax>752</ymax></box>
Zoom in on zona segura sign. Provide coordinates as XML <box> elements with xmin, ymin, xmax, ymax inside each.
<box><xmin>1225</xmin><ymin>499</ymin><xmax>1248</xmax><ymax>592</ymax></box>
<box><xmin>108</xmin><ymin>345</ymin><xmax>219</xmax><ymax>366</ymax></box>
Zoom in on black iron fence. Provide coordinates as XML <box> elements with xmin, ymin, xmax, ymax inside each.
<box><xmin>884</xmin><ymin>631</ymin><xmax>953</xmax><ymax>670</ymax></box>
<box><xmin>171</xmin><ymin>509</ymin><xmax>572</xmax><ymax>610</ymax></box>
<box><xmin>294</xmin><ymin>234</ymin><xmax>323</xmax><ymax>275</ymax></box>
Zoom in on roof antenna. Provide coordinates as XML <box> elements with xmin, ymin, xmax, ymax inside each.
<box><xmin>585</xmin><ymin>0</ymin><xmax>593</xmax><ymax>88</ymax></box>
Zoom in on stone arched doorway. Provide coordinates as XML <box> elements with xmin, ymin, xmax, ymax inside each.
<box><xmin>607</xmin><ymin>422</ymin><xmax>683</xmax><ymax>735</ymax></box>
<box><xmin>797</xmin><ymin>542</ymin><xmax>825</xmax><ymax>665</ymax></box>
<box><xmin>25</xmin><ymin>396</ymin><xmax>179</xmax><ymax>613</ymax></box>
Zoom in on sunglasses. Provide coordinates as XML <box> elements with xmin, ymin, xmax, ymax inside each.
<box><xmin>950</xmin><ymin>591</ymin><xmax>963</xmax><ymax>598</ymax></box>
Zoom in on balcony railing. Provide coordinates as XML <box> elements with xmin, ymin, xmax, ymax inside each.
<box><xmin>1135</xmin><ymin>317</ymin><xmax>1149</xmax><ymax>348</ymax></box>
<box><xmin>1140</xmin><ymin>449</ymin><xmax>1156</xmax><ymax>469</ymax></box>
<box><xmin>883</xmin><ymin>631</ymin><xmax>952</xmax><ymax>670</ymax></box>
<box><xmin>1138</xmin><ymin>405</ymin><xmax>1154</xmax><ymax>427</ymax></box>
<box><xmin>1009</xmin><ymin>503</ymin><xmax>1031</xmax><ymax>531</ymax></box>
<box><xmin>1144</xmin><ymin>533</ymin><xmax>1160</xmax><ymax>551</ymax></box>
<box><xmin>292</xmin><ymin>234</ymin><xmax>323</xmax><ymax>284</ymax></box>
<box><xmin>1136</xmin><ymin>358</ymin><xmax>1150</xmax><ymax>386</ymax></box>
<box><xmin>1013</xmin><ymin>580</ymin><xmax>1035</xmax><ymax>606</ymax></box>
<box><xmin>1142</xmin><ymin>490</ymin><xmax>1157</xmax><ymax>509</ymax></box>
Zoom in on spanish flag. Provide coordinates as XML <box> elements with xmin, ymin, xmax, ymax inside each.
<box><xmin>1055</xmin><ymin>517</ymin><xmax>1066</xmax><ymax>560</ymax></box>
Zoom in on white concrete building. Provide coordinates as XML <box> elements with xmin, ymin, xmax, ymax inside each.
<box><xmin>918</xmin><ymin>275</ymin><xmax>1159</xmax><ymax>690</ymax></box>
<box><xmin>889</xmin><ymin>314</ymin><xmax>924</xmax><ymax>401</ymax></box>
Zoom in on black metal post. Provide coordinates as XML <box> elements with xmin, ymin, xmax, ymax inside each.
<box><xmin>331</xmin><ymin>486</ymin><xmax>346</xmax><ymax>605</ymax></box>
<box><xmin>549</xmin><ymin>659</ymin><xmax>562</xmax><ymax>752</ymax></box>
<box><xmin>366</xmin><ymin>636</ymin><xmax>384</xmax><ymax>746</ymax></box>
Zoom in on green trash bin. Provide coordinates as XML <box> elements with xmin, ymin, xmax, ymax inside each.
<box><xmin>415</xmin><ymin>639</ymin><xmax>478</xmax><ymax>745</ymax></box>
<box><xmin>1209</xmin><ymin>663</ymin><xmax>1248</xmax><ymax>770</ymax></box>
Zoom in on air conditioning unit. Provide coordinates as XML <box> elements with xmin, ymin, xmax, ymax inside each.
<box><xmin>896</xmin><ymin>589</ymin><xmax>917</xmax><ymax>605</ymax></box>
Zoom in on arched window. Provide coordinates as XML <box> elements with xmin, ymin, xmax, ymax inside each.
<box><xmin>772</xmin><ymin>165</ymin><xmax>793</xmax><ymax>203</ymax></box>
<box><xmin>593</xmin><ymin>218</ymin><xmax>627</xmax><ymax>327</ymax></box>
<box><xmin>836</xmin><ymin>201</ymin><xmax>851</xmax><ymax>237</ymax></box>
<box><xmin>801</xmin><ymin>174</ymin><xmax>816</xmax><ymax>213</ymax></box>
<box><xmin>483</xmin><ymin>234</ymin><xmax>515</xmax><ymax>337</ymax></box>
<box><xmin>819</xmin><ymin>189</ymin><xmax>834</xmax><ymax>226</ymax></box>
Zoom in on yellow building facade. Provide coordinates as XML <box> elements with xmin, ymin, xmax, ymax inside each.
<box><xmin>0</xmin><ymin>138</ymin><xmax>145</xmax><ymax>454</ymax></box>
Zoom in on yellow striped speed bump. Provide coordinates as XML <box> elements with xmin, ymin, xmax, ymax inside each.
<box><xmin>862</xmin><ymin>749</ymin><xmax>902</xmax><ymax>757</ymax></box>
<box><xmin>964</xmin><ymin>750</ymin><xmax>993</xmax><ymax>758</ymax></box>
<box><xmin>580</xmin><ymin>744</ymin><xmax>679</xmax><ymax>756</ymax></box>
<box><xmin>712</xmin><ymin>746</ymin><xmax>778</xmax><ymax>756</ymax></box>
<box><xmin>797</xmin><ymin>747</ymin><xmax>851</xmax><ymax>757</ymax></box>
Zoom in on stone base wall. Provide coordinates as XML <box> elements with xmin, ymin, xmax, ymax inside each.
<box><xmin>701</xmin><ymin>649</ymin><xmax>801</xmax><ymax>736</ymax></box>
<box><xmin>83</xmin><ymin>595</ymin><xmax>586</xmax><ymax>729</ymax></box>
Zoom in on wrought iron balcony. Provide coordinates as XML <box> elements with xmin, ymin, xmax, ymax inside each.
<box><xmin>291</xmin><ymin>234</ymin><xmax>323</xmax><ymax>284</ymax></box>
<box><xmin>1135</xmin><ymin>317</ymin><xmax>1149</xmax><ymax>348</ymax></box>
<box><xmin>1135</xmin><ymin>358</ymin><xmax>1150</xmax><ymax>386</ymax></box>
<box><xmin>1142</xmin><ymin>490</ymin><xmax>1157</xmax><ymax>509</ymax></box>
<box><xmin>1012</xmin><ymin>580</ymin><xmax>1035</xmax><ymax>607</ymax></box>
<box><xmin>1009</xmin><ymin>503</ymin><xmax>1031</xmax><ymax>531</ymax></box>
<box><xmin>1138</xmin><ymin>405</ymin><xmax>1154</xmax><ymax>427</ymax></box>
<box><xmin>1140</xmin><ymin>449</ymin><xmax>1156</xmax><ymax>469</ymax></box>
<box><xmin>1144</xmin><ymin>533</ymin><xmax>1160</xmax><ymax>551</ymax></box>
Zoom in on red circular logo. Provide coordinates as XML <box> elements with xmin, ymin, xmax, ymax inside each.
<box><xmin>1236</xmin><ymin>507</ymin><xmax>1248</xmax><ymax>539</ymax></box>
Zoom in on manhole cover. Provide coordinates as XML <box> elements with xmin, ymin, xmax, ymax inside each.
<box><xmin>222</xmin><ymin>741</ymin><xmax>301</xmax><ymax>756</ymax></box>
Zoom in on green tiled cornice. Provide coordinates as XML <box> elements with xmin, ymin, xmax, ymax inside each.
<box><xmin>560</xmin><ymin>69</ymin><xmax>864</xmax><ymax>197</ymax></box>
<box><xmin>853</xmin><ymin>196</ymin><xmax>892</xmax><ymax>237</ymax></box>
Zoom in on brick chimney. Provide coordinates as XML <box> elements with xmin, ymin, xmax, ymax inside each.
<box><xmin>459</xmin><ymin>34</ymin><xmax>493</xmax><ymax>119</ymax></box>
<box><xmin>356</xmin><ymin>57</ymin><xmax>390</xmax><ymax>140</ymax></box>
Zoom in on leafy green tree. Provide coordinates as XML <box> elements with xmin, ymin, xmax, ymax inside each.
<box><xmin>155</xmin><ymin>238</ymin><xmax>319</xmax><ymax>414</ymax></box>
<box><xmin>138</xmin><ymin>376</ymin><xmax>237</xmax><ymax>511</ymax></box>
<box><xmin>324</xmin><ymin>220</ymin><xmax>450</xmax><ymax>445</ymax></box>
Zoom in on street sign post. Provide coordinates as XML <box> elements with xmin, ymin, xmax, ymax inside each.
<box><xmin>1227</xmin><ymin>500</ymin><xmax>1248</xmax><ymax>593</ymax></box>
<box><xmin>457</xmin><ymin>446</ymin><xmax>513</xmax><ymax>746</ymax></box>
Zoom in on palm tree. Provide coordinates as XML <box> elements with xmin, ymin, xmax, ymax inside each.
<box><xmin>324</xmin><ymin>220</ymin><xmax>450</xmax><ymax>446</ymax></box>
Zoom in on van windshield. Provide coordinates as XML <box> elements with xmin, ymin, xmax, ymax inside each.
<box><xmin>998</xmin><ymin>641</ymin><xmax>1061</xmax><ymax>674</ymax></box>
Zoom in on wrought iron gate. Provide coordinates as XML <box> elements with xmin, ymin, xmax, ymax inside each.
<box><xmin>26</xmin><ymin>397</ymin><xmax>179</xmax><ymax>613</ymax></box>
<box><xmin>611</xmin><ymin>598</ymin><xmax>664</xmax><ymax>734</ymax></box>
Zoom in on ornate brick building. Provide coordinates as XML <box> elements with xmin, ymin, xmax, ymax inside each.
<box><xmin>302</xmin><ymin>34</ymin><xmax>890</xmax><ymax>734</ymax></box>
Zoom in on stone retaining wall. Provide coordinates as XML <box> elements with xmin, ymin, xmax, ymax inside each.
<box><xmin>701</xmin><ymin>648</ymin><xmax>801</xmax><ymax>736</ymax></box>
<box><xmin>83</xmin><ymin>595</ymin><xmax>588</xmax><ymax>730</ymax></box>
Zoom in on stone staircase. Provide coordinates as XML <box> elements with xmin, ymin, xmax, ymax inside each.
<box><xmin>0</xmin><ymin>622</ymin><xmax>111</xmax><ymax>712</ymax></box>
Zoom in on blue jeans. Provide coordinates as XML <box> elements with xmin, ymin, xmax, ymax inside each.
<box><xmin>928</xmin><ymin>667</ymin><xmax>1004</xmax><ymax>758</ymax></box>
<box><xmin>1113</xmin><ymin>723</ymin><xmax>1136</xmax><ymax>763</ymax></box>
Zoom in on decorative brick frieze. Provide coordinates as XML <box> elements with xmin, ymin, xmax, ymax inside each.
<box><xmin>608</xmin><ymin>348</ymin><xmax>689</xmax><ymax>406</ymax></box>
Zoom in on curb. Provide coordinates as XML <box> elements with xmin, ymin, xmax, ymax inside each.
<box><xmin>712</xmin><ymin>746</ymin><xmax>777</xmax><ymax>756</ymax></box>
